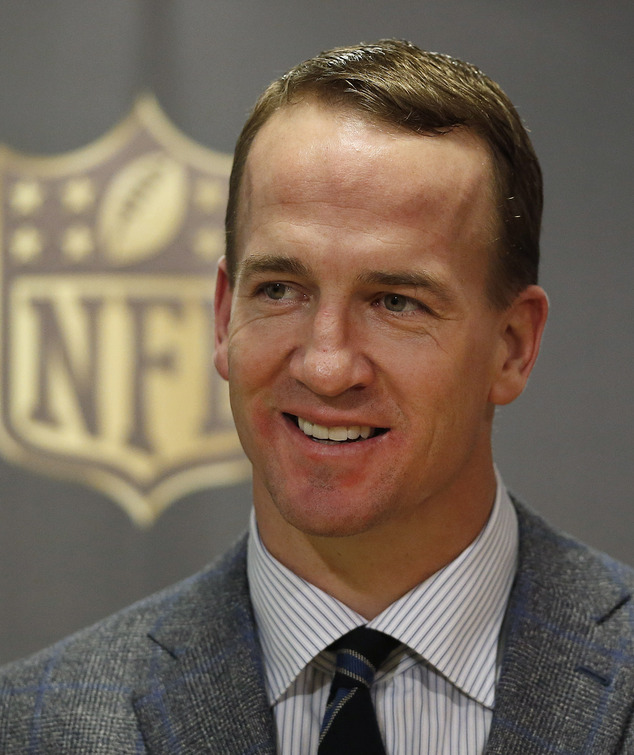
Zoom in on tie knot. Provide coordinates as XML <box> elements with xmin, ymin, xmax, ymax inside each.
<box><xmin>330</xmin><ymin>627</ymin><xmax>398</xmax><ymax>691</ymax></box>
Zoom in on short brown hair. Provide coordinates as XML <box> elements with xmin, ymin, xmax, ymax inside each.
<box><xmin>225</xmin><ymin>39</ymin><xmax>542</xmax><ymax>308</ymax></box>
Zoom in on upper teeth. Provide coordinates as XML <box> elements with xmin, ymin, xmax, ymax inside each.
<box><xmin>297</xmin><ymin>417</ymin><xmax>372</xmax><ymax>442</ymax></box>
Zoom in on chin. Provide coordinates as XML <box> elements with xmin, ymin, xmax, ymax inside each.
<box><xmin>273</xmin><ymin>489</ymin><xmax>389</xmax><ymax>539</ymax></box>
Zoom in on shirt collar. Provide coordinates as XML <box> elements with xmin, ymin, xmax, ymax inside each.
<box><xmin>247</xmin><ymin>469</ymin><xmax>518</xmax><ymax>710</ymax></box>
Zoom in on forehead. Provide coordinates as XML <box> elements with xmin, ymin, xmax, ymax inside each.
<box><xmin>236</xmin><ymin>101</ymin><xmax>496</xmax><ymax>262</ymax></box>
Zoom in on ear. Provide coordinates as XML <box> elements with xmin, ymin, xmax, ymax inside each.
<box><xmin>213</xmin><ymin>256</ymin><xmax>233</xmax><ymax>381</ymax></box>
<box><xmin>489</xmin><ymin>285</ymin><xmax>549</xmax><ymax>406</ymax></box>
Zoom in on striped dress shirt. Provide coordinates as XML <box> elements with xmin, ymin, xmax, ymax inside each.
<box><xmin>247</xmin><ymin>472</ymin><xmax>518</xmax><ymax>754</ymax></box>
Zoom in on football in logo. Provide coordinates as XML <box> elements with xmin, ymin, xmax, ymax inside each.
<box><xmin>99</xmin><ymin>151</ymin><xmax>188</xmax><ymax>264</ymax></box>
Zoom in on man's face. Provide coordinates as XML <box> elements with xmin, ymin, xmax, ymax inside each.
<box><xmin>215</xmin><ymin>102</ymin><xmax>530</xmax><ymax>547</ymax></box>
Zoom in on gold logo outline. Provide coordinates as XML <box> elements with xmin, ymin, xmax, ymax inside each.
<box><xmin>0</xmin><ymin>95</ymin><xmax>250</xmax><ymax>525</ymax></box>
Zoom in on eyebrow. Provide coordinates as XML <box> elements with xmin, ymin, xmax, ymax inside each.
<box><xmin>236</xmin><ymin>254</ymin><xmax>455</xmax><ymax>307</ymax></box>
<box><xmin>236</xmin><ymin>254</ymin><xmax>311</xmax><ymax>282</ymax></box>
<box><xmin>356</xmin><ymin>270</ymin><xmax>455</xmax><ymax>307</ymax></box>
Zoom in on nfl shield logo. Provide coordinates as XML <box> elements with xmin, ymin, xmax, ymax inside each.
<box><xmin>0</xmin><ymin>96</ymin><xmax>249</xmax><ymax>524</ymax></box>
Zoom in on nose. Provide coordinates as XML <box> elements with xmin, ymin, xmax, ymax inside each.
<box><xmin>289</xmin><ymin>305</ymin><xmax>374</xmax><ymax>396</ymax></box>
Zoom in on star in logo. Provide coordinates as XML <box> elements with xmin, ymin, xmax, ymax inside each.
<box><xmin>193</xmin><ymin>226</ymin><xmax>224</xmax><ymax>260</ymax></box>
<box><xmin>10</xmin><ymin>226</ymin><xmax>44</xmax><ymax>262</ymax></box>
<box><xmin>61</xmin><ymin>224</ymin><xmax>95</xmax><ymax>261</ymax></box>
<box><xmin>194</xmin><ymin>179</ymin><xmax>224</xmax><ymax>213</ymax></box>
<box><xmin>9</xmin><ymin>180</ymin><xmax>44</xmax><ymax>216</ymax></box>
<box><xmin>61</xmin><ymin>178</ymin><xmax>96</xmax><ymax>214</ymax></box>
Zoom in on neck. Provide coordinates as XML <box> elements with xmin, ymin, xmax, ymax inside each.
<box><xmin>255</xmin><ymin>470</ymin><xmax>497</xmax><ymax>619</ymax></box>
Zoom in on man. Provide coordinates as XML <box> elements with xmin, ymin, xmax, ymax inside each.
<box><xmin>1</xmin><ymin>39</ymin><xmax>633</xmax><ymax>754</ymax></box>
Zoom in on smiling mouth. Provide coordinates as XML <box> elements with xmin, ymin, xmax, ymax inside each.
<box><xmin>285</xmin><ymin>414</ymin><xmax>388</xmax><ymax>443</ymax></box>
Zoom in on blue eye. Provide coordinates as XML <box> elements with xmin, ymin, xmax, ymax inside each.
<box><xmin>263</xmin><ymin>282</ymin><xmax>289</xmax><ymax>300</ymax></box>
<box><xmin>383</xmin><ymin>294</ymin><xmax>414</xmax><ymax>312</ymax></box>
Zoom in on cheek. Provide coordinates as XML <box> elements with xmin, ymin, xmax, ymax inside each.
<box><xmin>227</xmin><ymin>338</ymin><xmax>261</xmax><ymax>398</ymax></box>
<box><xmin>227</xmin><ymin>364</ymin><xmax>269</xmax><ymax>464</ymax></box>
<box><xmin>401</xmin><ymin>342</ymin><xmax>490</xmax><ymax>420</ymax></box>
<box><xmin>226</xmin><ymin>328</ymin><xmax>285</xmax><ymax>423</ymax></box>
<box><xmin>229</xmin><ymin>313</ymin><xmax>303</xmax><ymax>386</ymax></box>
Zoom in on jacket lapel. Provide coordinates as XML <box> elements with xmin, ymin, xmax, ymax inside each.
<box><xmin>485</xmin><ymin>503</ymin><xmax>634</xmax><ymax>754</ymax></box>
<box><xmin>132</xmin><ymin>538</ymin><xmax>276</xmax><ymax>755</ymax></box>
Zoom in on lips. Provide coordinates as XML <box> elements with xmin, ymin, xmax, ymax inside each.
<box><xmin>287</xmin><ymin>414</ymin><xmax>387</xmax><ymax>442</ymax></box>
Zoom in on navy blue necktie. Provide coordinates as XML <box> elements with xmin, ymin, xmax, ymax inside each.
<box><xmin>318</xmin><ymin>627</ymin><xmax>399</xmax><ymax>755</ymax></box>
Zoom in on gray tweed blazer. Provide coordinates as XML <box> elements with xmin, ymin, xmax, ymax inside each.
<box><xmin>1</xmin><ymin>501</ymin><xmax>634</xmax><ymax>754</ymax></box>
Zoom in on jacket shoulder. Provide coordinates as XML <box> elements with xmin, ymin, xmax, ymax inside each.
<box><xmin>0</xmin><ymin>535</ymin><xmax>250</xmax><ymax>753</ymax></box>
<box><xmin>514</xmin><ymin>499</ymin><xmax>634</xmax><ymax>610</ymax></box>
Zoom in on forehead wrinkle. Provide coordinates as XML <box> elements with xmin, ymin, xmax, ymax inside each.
<box><xmin>248</xmin><ymin>196</ymin><xmax>455</xmax><ymax>251</ymax></box>
<box><xmin>248</xmin><ymin>171</ymin><xmax>493</xmax><ymax>254</ymax></box>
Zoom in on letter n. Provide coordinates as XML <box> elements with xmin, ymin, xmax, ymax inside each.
<box><xmin>29</xmin><ymin>297</ymin><xmax>102</xmax><ymax>435</ymax></box>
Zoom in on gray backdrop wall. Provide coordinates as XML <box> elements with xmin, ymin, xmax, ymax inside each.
<box><xmin>1</xmin><ymin>0</ymin><xmax>632</xmax><ymax>665</ymax></box>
